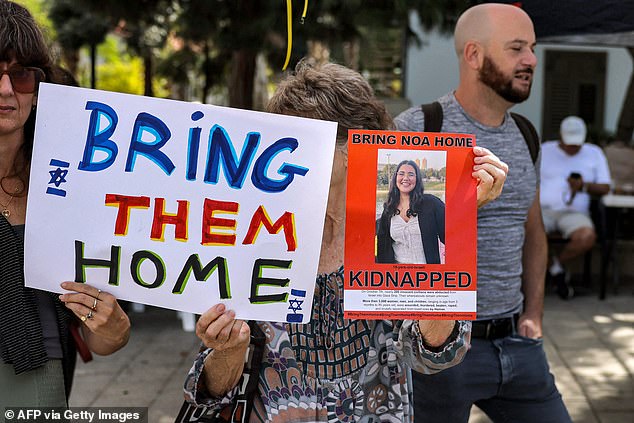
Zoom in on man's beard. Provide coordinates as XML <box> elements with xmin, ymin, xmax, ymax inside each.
<box><xmin>479</xmin><ymin>56</ymin><xmax>532</xmax><ymax>103</ymax></box>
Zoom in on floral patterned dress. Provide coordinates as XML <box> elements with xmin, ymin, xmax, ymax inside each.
<box><xmin>184</xmin><ymin>268</ymin><xmax>471</xmax><ymax>422</ymax></box>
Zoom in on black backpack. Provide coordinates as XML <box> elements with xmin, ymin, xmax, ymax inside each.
<box><xmin>421</xmin><ymin>102</ymin><xmax>540</xmax><ymax>164</ymax></box>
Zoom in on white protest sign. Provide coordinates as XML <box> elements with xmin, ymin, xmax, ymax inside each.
<box><xmin>25</xmin><ymin>83</ymin><xmax>337</xmax><ymax>323</ymax></box>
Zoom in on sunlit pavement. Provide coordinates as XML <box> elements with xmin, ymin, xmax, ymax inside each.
<box><xmin>70</xmin><ymin>306</ymin><xmax>200</xmax><ymax>423</ymax></box>
<box><xmin>69</xmin><ymin>285</ymin><xmax>634</xmax><ymax>423</ymax></box>
<box><xmin>471</xmin><ymin>283</ymin><xmax>634</xmax><ymax>423</ymax></box>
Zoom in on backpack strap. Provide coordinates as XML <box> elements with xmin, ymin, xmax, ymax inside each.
<box><xmin>422</xmin><ymin>102</ymin><xmax>540</xmax><ymax>165</ymax></box>
<box><xmin>421</xmin><ymin>102</ymin><xmax>443</xmax><ymax>132</ymax></box>
<box><xmin>510</xmin><ymin>112</ymin><xmax>540</xmax><ymax>165</ymax></box>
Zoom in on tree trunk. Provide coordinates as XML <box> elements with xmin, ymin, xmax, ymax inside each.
<box><xmin>252</xmin><ymin>53</ymin><xmax>269</xmax><ymax>111</ymax></box>
<box><xmin>90</xmin><ymin>43</ymin><xmax>97</xmax><ymax>89</ymax></box>
<box><xmin>342</xmin><ymin>39</ymin><xmax>360</xmax><ymax>70</ymax></box>
<box><xmin>616</xmin><ymin>47</ymin><xmax>634</xmax><ymax>144</ymax></box>
<box><xmin>201</xmin><ymin>41</ymin><xmax>211</xmax><ymax>104</ymax></box>
<box><xmin>228</xmin><ymin>49</ymin><xmax>256</xmax><ymax>109</ymax></box>
<box><xmin>144</xmin><ymin>54</ymin><xmax>154</xmax><ymax>97</ymax></box>
<box><xmin>61</xmin><ymin>48</ymin><xmax>79</xmax><ymax>78</ymax></box>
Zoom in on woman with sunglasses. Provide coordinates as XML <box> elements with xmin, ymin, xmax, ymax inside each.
<box><xmin>0</xmin><ymin>1</ymin><xmax>130</xmax><ymax>409</ymax></box>
<box><xmin>376</xmin><ymin>160</ymin><xmax>446</xmax><ymax>264</ymax></box>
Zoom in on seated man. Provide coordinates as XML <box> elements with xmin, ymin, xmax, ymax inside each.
<box><xmin>540</xmin><ymin>116</ymin><xmax>611</xmax><ymax>298</ymax></box>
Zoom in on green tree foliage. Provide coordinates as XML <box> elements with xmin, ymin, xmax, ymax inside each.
<box><xmin>15</xmin><ymin>0</ymin><xmax>53</xmax><ymax>34</ymax></box>
<box><xmin>74</xmin><ymin>0</ymin><xmax>175</xmax><ymax>96</ymax></box>
<box><xmin>168</xmin><ymin>0</ymin><xmax>279</xmax><ymax>107</ymax></box>
<box><xmin>276</xmin><ymin>1</ymin><xmax>470</xmax><ymax>61</ymax></box>
<box><xmin>166</xmin><ymin>0</ymin><xmax>471</xmax><ymax>107</ymax></box>
<box><xmin>49</xmin><ymin>0</ymin><xmax>109</xmax><ymax>83</ymax></box>
<box><xmin>89</xmin><ymin>35</ymin><xmax>168</xmax><ymax>97</ymax></box>
<box><xmin>42</xmin><ymin>0</ymin><xmax>472</xmax><ymax>107</ymax></box>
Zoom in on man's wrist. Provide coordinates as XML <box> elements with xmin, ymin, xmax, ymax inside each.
<box><xmin>521</xmin><ymin>308</ymin><xmax>543</xmax><ymax>321</ymax></box>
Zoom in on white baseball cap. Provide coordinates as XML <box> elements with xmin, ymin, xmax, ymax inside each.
<box><xmin>560</xmin><ymin>116</ymin><xmax>586</xmax><ymax>145</ymax></box>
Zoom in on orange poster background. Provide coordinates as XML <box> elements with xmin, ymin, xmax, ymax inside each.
<box><xmin>344</xmin><ymin>130</ymin><xmax>477</xmax><ymax>320</ymax></box>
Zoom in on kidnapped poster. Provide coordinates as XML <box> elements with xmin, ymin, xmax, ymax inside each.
<box><xmin>344</xmin><ymin>130</ymin><xmax>478</xmax><ymax>320</ymax></box>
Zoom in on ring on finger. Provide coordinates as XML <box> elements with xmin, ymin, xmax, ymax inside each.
<box><xmin>86</xmin><ymin>310</ymin><xmax>94</xmax><ymax>320</ymax></box>
<box><xmin>96</xmin><ymin>289</ymin><xmax>102</xmax><ymax>301</ymax></box>
<box><xmin>92</xmin><ymin>297</ymin><xmax>98</xmax><ymax>311</ymax></box>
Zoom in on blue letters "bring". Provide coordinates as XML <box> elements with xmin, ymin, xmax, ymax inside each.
<box><xmin>78</xmin><ymin>102</ymin><xmax>309</xmax><ymax>193</ymax></box>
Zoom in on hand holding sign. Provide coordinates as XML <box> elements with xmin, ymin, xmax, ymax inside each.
<box><xmin>194</xmin><ymin>303</ymin><xmax>251</xmax><ymax>397</ymax></box>
<box><xmin>195</xmin><ymin>303</ymin><xmax>250</xmax><ymax>353</ymax></box>
<box><xmin>472</xmin><ymin>146</ymin><xmax>509</xmax><ymax>208</ymax></box>
<box><xmin>59</xmin><ymin>281</ymin><xmax>130</xmax><ymax>355</ymax></box>
<box><xmin>26</xmin><ymin>84</ymin><xmax>337</xmax><ymax>323</ymax></box>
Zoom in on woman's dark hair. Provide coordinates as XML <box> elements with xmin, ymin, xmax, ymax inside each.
<box><xmin>266</xmin><ymin>60</ymin><xmax>394</xmax><ymax>145</ymax></box>
<box><xmin>0</xmin><ymin>0</ymin><xmax>53</xmax><ymax>196</ymax></box>
<box><xmin>384</xmin><ymin>160</ymin><xmax>425</xmax><ymax>217</ymax></box>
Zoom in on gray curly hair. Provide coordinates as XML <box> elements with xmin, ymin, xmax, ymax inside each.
<box><xmin>266</xmin><ymin>60</ymin><xmax>394</xmax><ymax>145</ymax></box>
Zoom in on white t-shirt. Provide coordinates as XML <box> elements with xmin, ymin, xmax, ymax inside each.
<box><xmin>540</xmin><ymin>141</ymin><xmax>611</xmax><ymax>214</ymax></box>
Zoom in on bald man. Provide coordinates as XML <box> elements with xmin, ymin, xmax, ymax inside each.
<box><xmin>396</xmin><ymin>3</ymin><xmax>571</xmax><ymax>423</ymax></box>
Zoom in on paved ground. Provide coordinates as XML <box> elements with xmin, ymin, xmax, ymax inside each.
<box><xmin>469</xmin><ymin>283</ymin><xmax>634</xmax><ymax>423</ymax></box>
<box><xmin>70</xmin><ymin>284</ymin><xmax>634</xmax><ymax>423</ymax></box>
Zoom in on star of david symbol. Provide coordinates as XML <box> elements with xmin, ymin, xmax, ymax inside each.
<box><xmin>48</xmin><ymin>168</ymin><xmax>68</xmax><ymax>187</ymax></box>
<box><xmin>288</xmin><ymin>299</ymin><xmax>304</xmax><ymax>313</ymax></box>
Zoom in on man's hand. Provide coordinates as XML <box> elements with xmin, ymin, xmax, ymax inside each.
<box><xmin>567</xmin><ymin>174</ymin><xmax>584</xmax><ymax>193</ymax></box>
<box><xmin>517</xmin><ymin>313</ymin><xmax>542</xmax><ymax>338</ymax></box>
<box><xmin>472</xmin><ymin>146</ymin><xmax>509</xmax><ymax>208</ymax></box>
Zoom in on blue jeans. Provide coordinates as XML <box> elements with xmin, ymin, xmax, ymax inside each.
<box><xmin>412</xmin><ymin>335</ymin><xmax>572</xmax><ymax>423</ymax></box>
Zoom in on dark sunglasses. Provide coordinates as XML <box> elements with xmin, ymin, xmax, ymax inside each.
<box><xmin>0</xmin><ymin>64</ymin><xmax>45</xmax><ymax>94</ymax></box>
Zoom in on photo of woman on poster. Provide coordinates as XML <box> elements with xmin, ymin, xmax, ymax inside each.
<box><xmin>376</xmin><ymin>159</ymin><xmax>445</xmax><ymax>264</ymax></box>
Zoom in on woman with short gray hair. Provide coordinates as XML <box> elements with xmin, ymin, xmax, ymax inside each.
<box><xmin>182</xmin><ymin>61</ymin><xmax>508</xmax><ymax>422</ymax></box>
